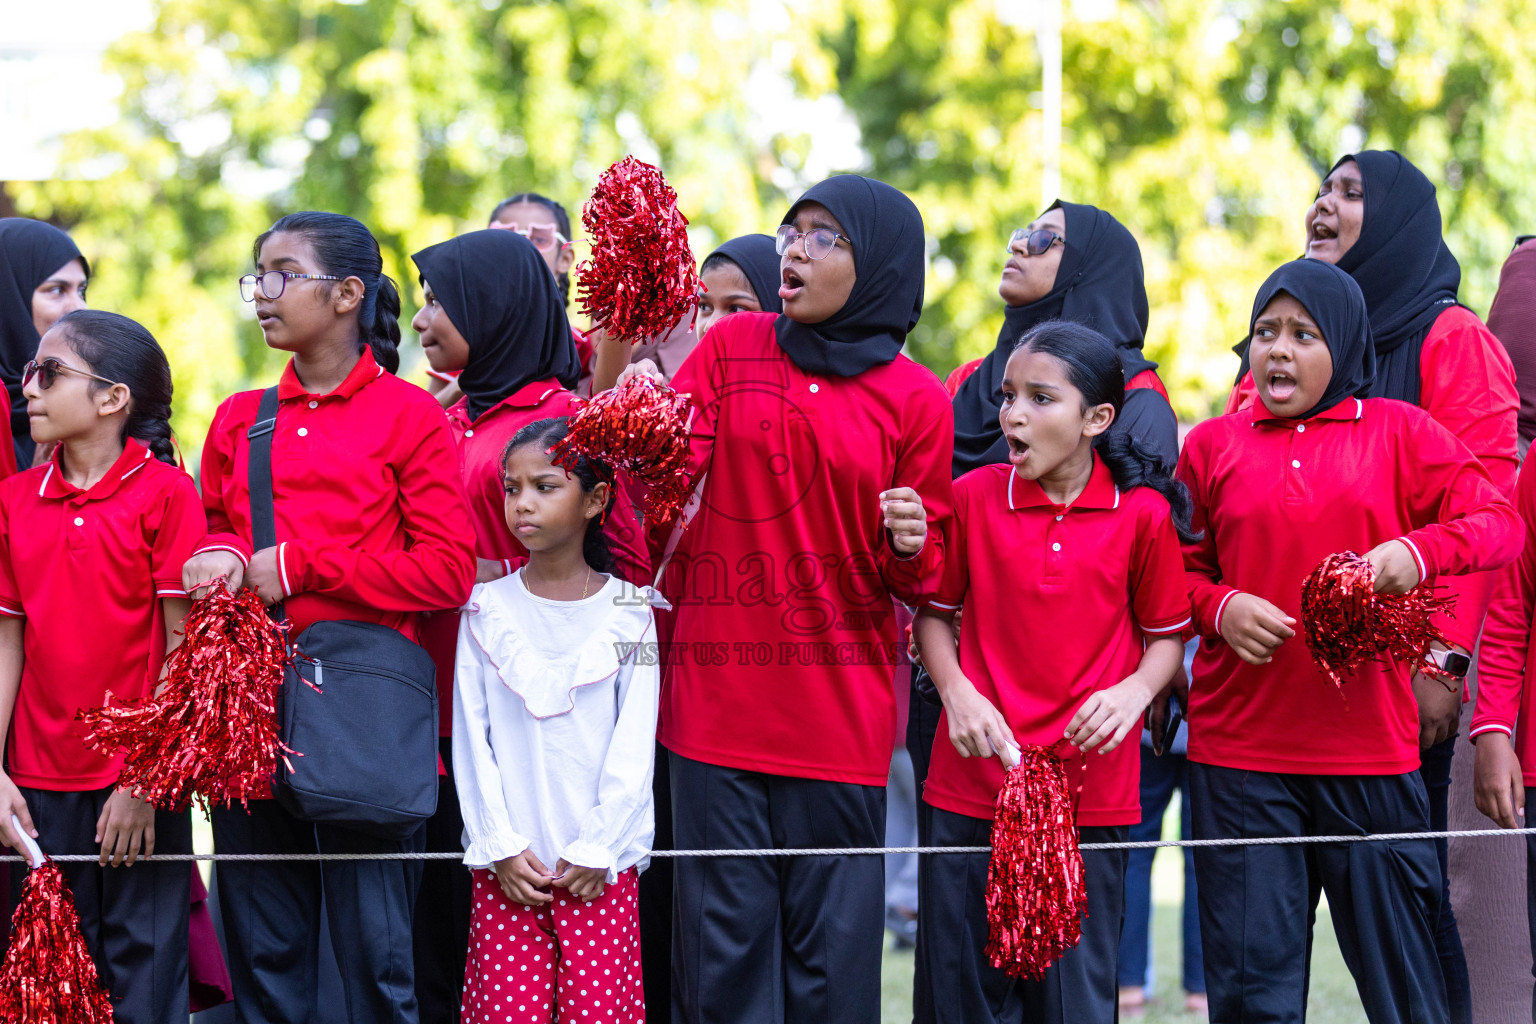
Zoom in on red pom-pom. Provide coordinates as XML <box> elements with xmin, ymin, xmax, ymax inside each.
<box><xmin>550</xmin><ymin>375</ymin><xmax>695</xmax><ymax>526</ymax></box>
<box><xmin>576</xmin><ymin>156</ymin><xmax>699</xmax><ymax>344</ymax></box>
<box><xmin>0</xmin><ymin>863</ymin><xmax>114</xmax><ymax>1023</ymax></box>
<box><xmin>985</xmin><ymin>746</ymin><xmax>1090</xmax><ymax>979</ymax></box>
<box><xmin>76</xmin><ymin>584</ymin><xmax>297</xmax><ymax>813</ymax></box>
<box><xmin>1301</xmin><ymin>550</ymin><xmax>1456</xmax><ymax>693</ymax></box>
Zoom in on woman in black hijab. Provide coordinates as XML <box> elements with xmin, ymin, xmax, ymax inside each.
<box><xmin>1228</xmin><ymin>154</ymin><xmax>1516</xmax><ymax>1024</ymax></box>
<box><xmin>660</xmin><ymin>174</ymin><xmax>954</xmax><ymax>1024</ymax></box>
<box><xmin>0</xmin><ymin>218</ymin><xmax>89</xmax><ymax>468</ymax></box>
<box><xmin>951</xmin><ymin>201</ymin><xmax>1176</xmax><ymax>476</ymax></box>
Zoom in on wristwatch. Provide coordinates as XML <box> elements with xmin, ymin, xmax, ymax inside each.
<box><xmin>1425</xmin><ymin>647</ymin><xmax>1471</xmax><ymax>680</ymax></box>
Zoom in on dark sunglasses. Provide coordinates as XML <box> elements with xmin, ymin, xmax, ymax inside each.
<box><xmin>1007</xmin><ymin>228</ymin><xmax>1064</xmax><ymax>257</ymax></box>
<box><xmin>22</xmin><ymin>357</ymin><xmax>121</xmax><ymax>391</ymax></box>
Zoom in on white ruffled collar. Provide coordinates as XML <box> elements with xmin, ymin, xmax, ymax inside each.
<box><xmin>463</xmin><ymin>572</ymin><xmax>666</xmax><ymax>720</ymax></box>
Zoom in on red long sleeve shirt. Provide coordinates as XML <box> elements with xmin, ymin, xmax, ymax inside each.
<box><xmin>1226</xmin><ymin>306</ymin><xmax>1520</xmax><ymax>651</ymax></box>
<box><xmin>194</xmin><ymin>349</ymin><xmax>476</xmax><ymax>642</ymax></box>
<box><xmin>654</xmin><ymin>312</ymin><xmax>955</xmax><ymax>785</ymax></box>
<box><xmin>1177</xmin><ymin>397</ymin><xmax>1520</xmax><ymax>775</ymax></box>
<box><xmin>1471</xmin><ymin>459</ymin><xmax>1536</xmax><ymax>782</ymax></box>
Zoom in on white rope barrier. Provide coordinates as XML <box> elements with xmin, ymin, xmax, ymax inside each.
<box><xmin>5</xmin><ymin>826</ymin><xmax>1535</xmax><ymax>862</ymax></box>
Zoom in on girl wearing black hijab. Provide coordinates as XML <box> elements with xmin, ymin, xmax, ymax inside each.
<box><xmin>1228</xmin><ymin>154</ymin><xmax>1517</xmax><ymax>1024</ymax></box>
<box><xmin>408</xmin><ymin>229</ymin><xmax>649</xmax><ymax>1023</ymax></box>
<box><xmin>657</xmin><ymin>175</ymin><xmax>954</xmax><ymax>1024</ymax></box>
<box><xmin>0</xmin><ymin>218</ymin><xmax>90</xmax><ymax>470</ymax></box>
<box><xmin>1179</xmin><ymin>258</ymin><xmax>1519</xmax><ymax>1024</ymax></box>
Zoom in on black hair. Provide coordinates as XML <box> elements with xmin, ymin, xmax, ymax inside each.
<box><xmin>501</xmin><ymin>416</ymin><xmax>617</xmax><ymax>576</ymax></box>
<box><xmin>254</xmin><ymin>211</ymin><xmax>402</xmax><ymax>374</ymax></box>
<box><xmin>1012</xmin><ymin>320</ymin><xmax>1199</xmax><ymax>543</ymax></box>
<box><xmin>54</xmin><ymin>309</ymin><xmax>178</xmax><ymax>465</ymax></box>
<box><xmin>488</xmin><ymin>193</ymin><xmax>573</xmax><ymax>304</ymax></box>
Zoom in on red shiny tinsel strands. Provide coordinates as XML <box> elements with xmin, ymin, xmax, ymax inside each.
<box><xmin>575</xmin><ymin>156</ymin><xmax>699</xmax><ymax>343</ymax></box>
<box><xmin>985</xmin><ymin>746</ymin><xmax>1089</xmax><ymax>979</ymax></box>
<box><xmin>0</xmin><ymin>863</ymin><xmax>114</xmax><ymax>1023</ymax></box>
<box><xmin>1301</xmin><ymin>551</ymin><xmax>1455</xmax><ymax>692</ymax></box>
<box><xmin>76</xmin><ymin>583</ymin><xmax>294</xmax><ymax>813</ymax></box>
<box><xmin>550</xmin><ymin>374</ymin><xmax>695</xmax><ymax>525</ymax></box>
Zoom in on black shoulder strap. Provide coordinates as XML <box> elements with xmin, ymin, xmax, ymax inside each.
<box><xmin>246</xmin><ymin>387</ymin><xmax>287</xmax><ymax>622</ymax></box>
<box><xmin>247</xmin><ymin>386</ymin><xmax>280</xmax><ymax>552</ymax></box>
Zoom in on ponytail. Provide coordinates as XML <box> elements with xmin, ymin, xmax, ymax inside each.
<box><xmin>1096</xmin><ymin>428</ymin><xmax>1200</xmax><ymax>543</ymax></box>
<box><xmin>502</xmin><ymin>417</ymin><xmax>618</xmax><ymax>576</ymax></box>
<box><xmin>256</xmin><ymin>211</ymin><xmax>401</xmax><ymax>374</ymax></box>
<box><xmin>1013</xmin><ymin>319</ymin><xmax>1200</xmax><ymax>543</ymax></box>
<box><xmin>54</xmin><ymin>309</ymin><xmax>179</xmax><ymax>465</ymax></box>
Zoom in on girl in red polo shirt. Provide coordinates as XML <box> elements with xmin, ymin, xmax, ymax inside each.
<box><xmin>912</xmin><ymin>320</ymin><xmax>1192</xmax><ymax>1024</ymax></box>
<box><xmin>408</xmin><ymin>227</ymin><xmax>650</xmax><ymax>1020</ymax></box>
<box><xmin>1179</xmin><ymin>258</ymin><xmax>1519</xmax><ymax>1024</ymax></box>
<box><xmin>0</xmin><ymin>309</ymin><xmax>202</xmax><ymax>1024</ymax></box>
<box><xmin>181</xmin><ymin>212</ymin><xmax>476</xmax><ymax>1024</ymax></box>
<box><xmin>657</xmin><ymin>175</ymin><xmax>953</xmax><ymax>1024</ymax></box>
<box><xmin>1227</xmin><ymin>156</ymin><xmax>1518</xmax><ymax>1022</ymax></box>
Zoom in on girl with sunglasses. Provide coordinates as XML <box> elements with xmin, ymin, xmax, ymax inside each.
<box><xmin>656</xmin><ymin>174</ymin><xmax>954</xmax><ymax>1024</ymax></box>
<box><xmin>406</xmin><ymin>227</ymin><xmax>652</xmax><ymax>1021</ymax></box>
<box><xmin>0</xmin><ymin>309</ymin><xmax>203</xmax><ymax>1023</ymax></box>
<box><xmin>183</xmin><ymin>212</ymin><xmax>476</xmax><ymax>1024</ymax></box>
<box><xmin>1227</xmin><ymin>154</ymin><xmax>1519</xmax><ymax>1024</ymax></box>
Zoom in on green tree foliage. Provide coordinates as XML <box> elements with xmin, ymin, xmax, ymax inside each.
<box><xmin>9</xmin><ymin>0</ymin><xmax>780</xmax><ymax>461</ymax></box>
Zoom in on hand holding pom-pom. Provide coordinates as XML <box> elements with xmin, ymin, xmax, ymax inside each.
<box><xmin>76</xmin><ymin>582</ymin><xmax>297</xmax><ymax>813</ymax></box>
<box><xmin>550</xmin><ymin>375</ymin><xmax>695</xmax><ymax>526</ymax></box>
<box><xmin>576</xmin><ymin>156</ymin><xmax>699</xmax><ymax>345</ymax></box>
<box><xmin>1300</xmin><ymin>550</ymin><xmax>1454</xmax><ymax>694</ymax></box>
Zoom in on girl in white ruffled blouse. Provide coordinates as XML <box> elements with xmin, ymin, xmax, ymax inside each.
<box><xmin>454</xmin><ymin>416</ymin><xmax>663</xmax><ymax>1024</ymax></box>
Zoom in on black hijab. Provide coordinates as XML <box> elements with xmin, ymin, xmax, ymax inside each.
<box><xmin>1249</xmin><ymin>258</ymin><xmax>1376</xmax><ymax>419</ymax></box>
<box><xmin>411</xmin><ymin>229</ymin><xmax>579</xmax><ymax>420</ymax></box>
<box><xmin>951</xmin><ymin>200</ymin><xmax>1153</xmax><ymax>476</ymax></box>
<box><xmin>774</xmin><ymin>175</ymin><xmax>925</xmax><ymax>377</ymax></box>
<box><xmin>0</xmin><ymin>218</ymin><xmax>87</xmax><ymax>456</ymax></box>
<box><xmin>1330</xmin><ymin>151</ymin><xmax>1460</xmax><ymax>406</ymax></box>
<box><xmin>708</xmin><ymin>234</ymin><xmax>783</xmax><ymax>315</ymax></box>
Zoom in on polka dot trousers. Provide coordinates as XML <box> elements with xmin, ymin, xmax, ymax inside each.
<box><xmin>460</xmin><ymin>867</ymin><xmax>645</xmax><ymax>1023</ymax></box>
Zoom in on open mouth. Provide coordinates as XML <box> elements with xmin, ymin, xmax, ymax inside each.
<box><xmin>1309</xmin><ymin>222</ymin><xmax>1337</xmax><ymax>244</ymax></box>
<box><xmin>1266</xmin><ymin>371</ymin><xmax>1298</xmax><ymax>404</ymax></box>
<box><xmin>1006</xmin><ymin>434</ymin><xmax>1030</xmax><ymax>461</ymax></box>
<box><xmin>779</xmin><ymin>267</ymin><xmax>806</xmax><ymax>301</ymax></box>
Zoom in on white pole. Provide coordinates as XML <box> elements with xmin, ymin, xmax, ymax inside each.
<box><xmin>1039</xmin><ymin>0</ymin><xmax>1063</xmax><ymax>209</ymax></box>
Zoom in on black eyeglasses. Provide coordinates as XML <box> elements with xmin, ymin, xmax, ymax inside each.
<box><xmin>775</xmin><ymin>225</ymin><xmax>853</xmax><ymax>261</ymax></box>
<box><xmin>239</xmin><ymin>270</ymin><xmax>343</xmax><ymax>302</ymax></box>
<box><xmin>23</xmin><ymin>357</ymin><xmax>121</xmax><ymax>391</ymax></box>
<box><xmin>1007</xmin><ymin>228</ymin><xmax>1064</xmax><ymax>257</ymax></box>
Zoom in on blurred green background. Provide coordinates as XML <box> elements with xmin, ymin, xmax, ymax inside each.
<box><xmin>5</xmin><ymin>0</ymin><xmax>1534</xmax><ymax>463</ymax></box>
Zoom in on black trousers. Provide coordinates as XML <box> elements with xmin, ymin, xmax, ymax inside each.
<box><xmin>639</xmin><ymin>740</ymin><xmax>675</xmax><ymax>1021</ymax></box>
<box><xmin>412</xmin><ymin>739</ymin><xmax>471</xmax><ymax>1024</ymax></box>
<box><xmin>1189</xmin><ymin>764</ymin><xmax>1448</xmax><ymax>1024</ymax></box>
<box><xmin>11</xmin><ymin>785</ymin><xmax>192</xmax><ymax>1024</ymax></box>
<box><xmin>906</xmin><ymin>673</ymin><xmax>945</xmax><ymax>1021</ymax></box>
<box><xmin>1417</xmin><ymin>734</ymin><xmax>1472</xmax><ymax>1024</ymax></box>
<box><xmin>669</xmin><ymin>751</ymin><xmax>886</xmax><ymax>1024</ymax></box>
<box><xmin>211</xmin><ymin>798</ymin><xmax>426</xmax><ymax>1024</ymax></box>
<box><xmin>1525</xmin><ymin>833</ymin><xmax>1536</xmax><ymax>1024</ymax></box>
<box><xmin>915</xmin><ymin>807</ymin><xmax>1126</xmax><ymax>1024</ymax></box>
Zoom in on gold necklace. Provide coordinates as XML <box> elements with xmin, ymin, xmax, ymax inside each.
<box><xmin>581</xmin><ymin>567</ymin><xmax>594</xmax><ymax>600</ymax></box>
